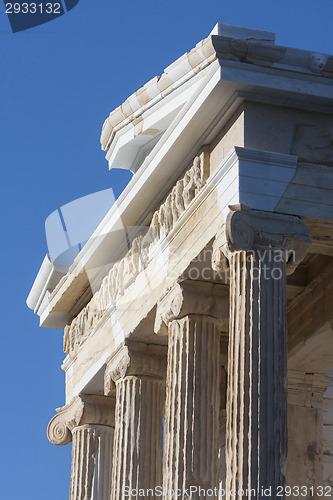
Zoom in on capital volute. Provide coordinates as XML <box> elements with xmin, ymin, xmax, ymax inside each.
<box><xmin>212</xmin><ymin>204</ymin><xmax>311</xmax><ymax>275</ymax></box>
<box><xmin>154</xmin><ymin>280</ymin><xmax>229</xmax><ymax>336</ymax></box>
<box><xmin>47</xmin><ymin>394</ymin><xmax>116</xmax><ymax>446</ymax></box>
<box><xmin>104</xmin><ymin>342</ymin><xmax>167</xmax><ymax>395</ymax></box>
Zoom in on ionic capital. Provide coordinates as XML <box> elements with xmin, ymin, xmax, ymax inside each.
<box><xmin>104</xmin><ymin>342</ymin><xmax>167</xmax><ymax>395</ymax></box>
<box><xmin>47</xmin><ymin>394</ymin><xmax>116</xmax><ymax>446</ymax></box>
<box><xmin>154</xmin><ymin>280</ymin><xmax>229</xmax><ymax>336</ymax></box>
<box><xmin>212</xmin><ymin>204</ymin><xmax>311</xmax><ymax>274</ymax></box>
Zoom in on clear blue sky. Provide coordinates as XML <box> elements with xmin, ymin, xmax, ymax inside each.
<box><xmin>1</xmin><ymin>1</ymin><xmax>332</xmax><ymax>498</ymax></box>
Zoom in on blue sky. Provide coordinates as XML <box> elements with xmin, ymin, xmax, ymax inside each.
<box><xmin>1</xmin><ymin>1</ymin><xmax>333</xmax><ymax>498</ymax></box>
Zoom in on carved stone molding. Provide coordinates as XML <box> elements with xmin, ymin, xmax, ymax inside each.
<box><xmin>63</xmin><ymin>147</ymin><xmax>210</xmax><ymax>359</ymax></box>
<box><xmin>47</xmin><ymin>394</ymin><xmax>116</xmax><ymax>446</ymax></box>
<box><xmin>104</xmin><ymin>341</ymin><xmax>167</xmax><ymax>396</ymax></box>
<box><xmin>154</xmin><ymin>280</ymin><xmax>229</xmax><ymax>336</ymax></box>
<box><xmin>288</xmin><ymin>370</ymin><xmax>332</xmax><ymax>408</ymax></box>
<box><xmin>212</xmin><ymin>204</ymin><xmax>311</xmax><ymax>275</ymax></box>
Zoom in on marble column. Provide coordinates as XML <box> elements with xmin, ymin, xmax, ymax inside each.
<box><xmin>286</xmin><ymin>371</ymin><xmax>332</xmax><ymax>496</ymax></box>
<box><xmin>47</xmin><ymin>394</ymin><xmax>116</xmax><ymax>500</ymax></box>
<box><xmin>219</xmin><ymin>338</ymin><xmax>228</xmax><ymax>498</ymax></box>
<box><xmin>212</xmin><ymin>205</ymin><xmax>311</xmax><ymax>500</ymax></box>
<box><xmin>155</xmin><ymin>280</ymin><xmax>229</xmax><ymax>499</ymax></box>
<box><xmin>104</xmin><ymin>341</ymin><xmax>167</xmax><ymax>500</ymax></box>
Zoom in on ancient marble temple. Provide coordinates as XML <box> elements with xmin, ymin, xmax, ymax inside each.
<box><xmin>27</xmin><ymin>24</ymin><xmax>333</xmax><ymax>499</ymax></box>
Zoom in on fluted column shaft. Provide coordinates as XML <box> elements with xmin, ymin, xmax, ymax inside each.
<box><xmin>104</xmin><ymin>342</ymin><xmax>167</xmax><ymax>500</ymax></box>
<box><xmin>164</xmin><ymin>315</ymin><xmax>221</xmax><ymax>497</ymax></box>
<box><xmin>286</xmin><ymin>371</ymin><xmax>332</xmax><ymax>494</ymax></box>
<box><xmin>111</xmin><ymin>376</ymin><xmax>164</xmax><ymax>499</ymax></box>
<box><xmin>155</xmin><ymin>281</ymin><xmax>229</xmax><ymax>500</ymax></box>
<box><xmin>212</xmin><ymin>206</ymin><xmax>311</xmax><ymax>500</ymax></box>
<box><xmin>47</xmin><ymin>394</ymin><xmax>116</xmax><ymax>500</ymax></box>
<box><xmin>219</xmin><ymin>365</ymin><xmax>227</xmax><ymax>498</ymax></box>
<box><xmin>226</xmin><ymin>249</ymin><xmax>287</xmax><ymax>498</ymax></box>
<box><xmin>70</xmin><ymin>424</ymin><xmax>114</xmax><ymax>500</ymax></box>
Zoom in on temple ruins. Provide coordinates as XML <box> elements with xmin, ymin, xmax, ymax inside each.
<box><xmin>27</xmin><ymin>23</ymin><xmax>333</xmax><ymax>499</ymax></box>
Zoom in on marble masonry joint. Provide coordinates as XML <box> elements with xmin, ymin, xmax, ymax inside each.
<box><xmin>47</xmin><ymin>394</ymin><xmax>116</xmax><ymax>446</ymax></box>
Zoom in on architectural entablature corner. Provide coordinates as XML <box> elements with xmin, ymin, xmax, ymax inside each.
<box><xmin>104</xmin><ymin>341</ymin><xmax>167</xmax><ymax>395</ymax></box>
<box><xmin>288</xmin><ymin>370</ymin><xmax>333</xmax><ymax>408</ymax></box>
<box><xmin>47</xmin><ymin>394</ymin><xmax>116</xmax><ymax>446</ymax></box>
<box><xmin>212</xmin><ymin>204</ymin><xmax>311</xmax><ymax>275</ymax></box>
<box><xmin>154</xmin><ymin>279</ymin><xmax>229</xmax><ymax>336</ymax></box>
